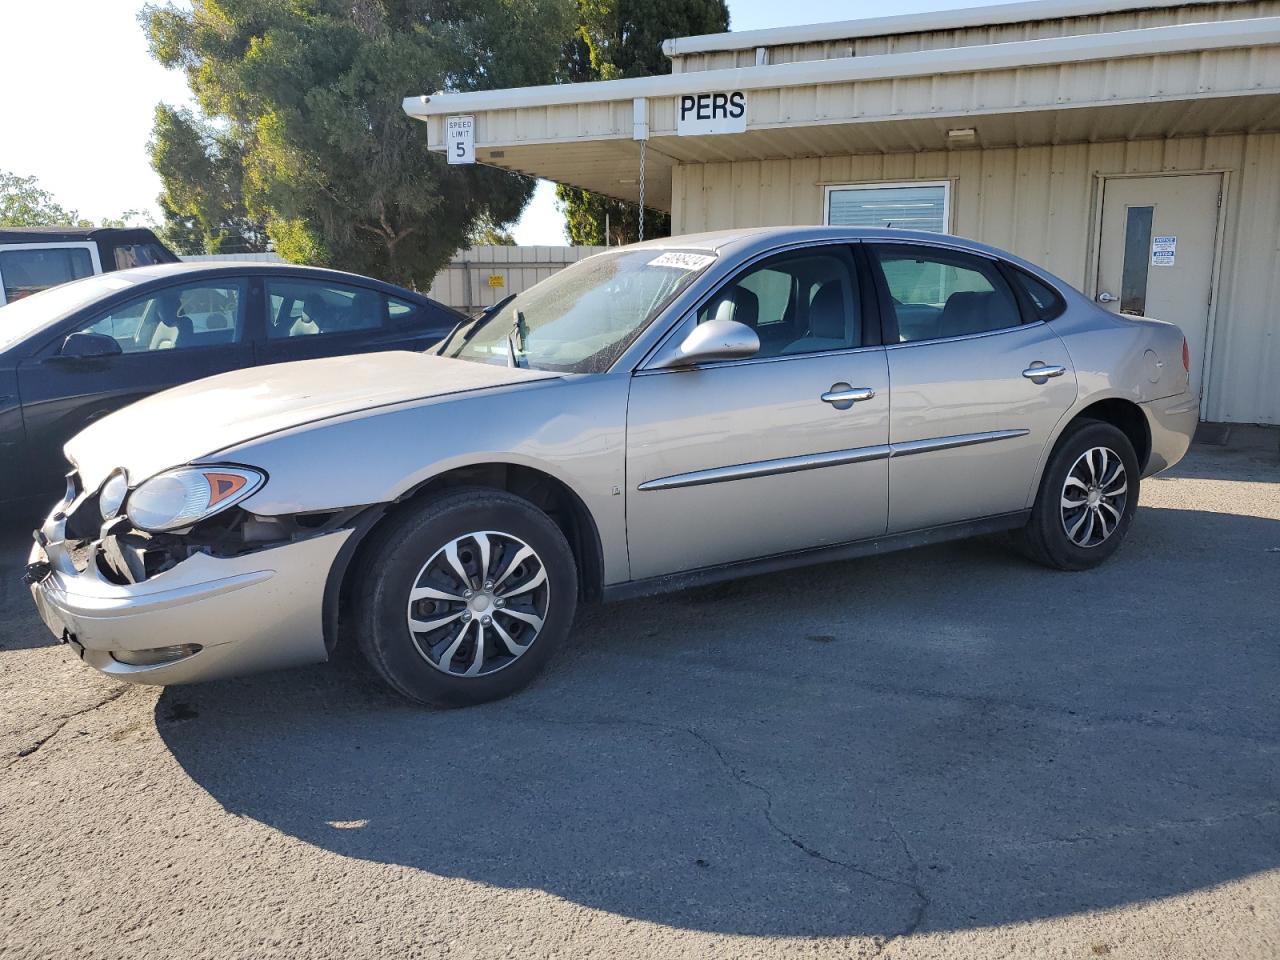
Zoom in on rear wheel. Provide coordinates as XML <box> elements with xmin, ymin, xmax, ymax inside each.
<box><xmin>1018</xmin><ymin>420</ymin><xmax>1140</xmax><ymax>571</ymax></box>
<box><xmin>354</xmin><ymin>489</ymin><xmax>577</xmax><ymax>706</ymax></box>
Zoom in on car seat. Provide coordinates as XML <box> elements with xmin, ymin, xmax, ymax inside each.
<box><xmin>782</xmin><ymin>282</ymin><xmax>848</xmax><ymax>354</ymax></box>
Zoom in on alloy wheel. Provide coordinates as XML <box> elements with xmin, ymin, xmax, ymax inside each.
<box><xmin>1060</xmin><ymin>446</ymin><xmax>1128</xmax><ymax>548</ymax></box>
<box><xmin>405</xmin><ymin>531</ymin><xmax>549</xmax><ymax>677</ymax></box>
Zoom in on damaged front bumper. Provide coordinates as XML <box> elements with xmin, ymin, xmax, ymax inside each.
<box><xmin>26</xmin><ymin>477</ymin><xmax>356</xmax><ymax>686</ymax></box>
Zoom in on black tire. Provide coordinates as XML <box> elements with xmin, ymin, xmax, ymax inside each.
<box><xmin>354</xmin><ymin>488</ymin><xmax>577</xmax><ymax>707</ymax></box>
<box><xmin>1017</xmin><ymin>419</ymin><xmax>1140</xmax><ymax>571</ymax></box>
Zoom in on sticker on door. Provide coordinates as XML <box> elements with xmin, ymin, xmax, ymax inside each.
<box><xmin>1151</xmin><ymin>236</ymin><xmax>1176</xmax><ymax>267</ymax></box>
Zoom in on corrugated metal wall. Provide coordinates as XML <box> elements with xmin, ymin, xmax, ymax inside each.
<box><xmin>671</xmin><ymin>1</ymin><xmax>1280</xmax><ymax>72</ymax></box>
<box><xmin>425</xmin><ymin>245</ymin><xmax>607</xmax><ymax>313</ymax></box>
<box><xmin>671</xmin><ymin>133</ymin><xmax>1280</xmax><ymax>424</ymax></box>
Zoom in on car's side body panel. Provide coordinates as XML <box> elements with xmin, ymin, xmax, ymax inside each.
<box><xmin>626</xmin><ymin>347</ymin><xmax>891</xmax><ymax>579</ymax></box>
<box><xmin>214</xmin><ymin>373</ymin><xmax>633</xmax><ymax>586</ymax></box>
<box><xmin>885</xmin><ymin>321</ymin><xmax>1078</xmax><ymax>531</ymax></box>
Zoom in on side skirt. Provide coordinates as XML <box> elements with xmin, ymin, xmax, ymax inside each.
<box><xmin>601</xmin><ymin>511</ymin><xmax>1031</xmax><ymax>604</ymax></box>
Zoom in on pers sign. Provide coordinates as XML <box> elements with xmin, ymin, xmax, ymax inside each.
<box><xmin>676</xmin><ymin>92</ymin><xmax>747</xmax><ymax>136</ymax></box>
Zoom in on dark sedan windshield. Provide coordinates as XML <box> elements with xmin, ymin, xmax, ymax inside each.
<box><xmin>438</xmin><ymin>248</ymin><xmax>716</xmax><ymax>373</ymax></box>
<box><xmin>0</xmin><ymin>272</ymin><xmax>138</xmax><ymax>353</ymax></box>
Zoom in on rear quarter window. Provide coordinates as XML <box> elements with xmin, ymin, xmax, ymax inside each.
<box><xmin>1009</xmin><ymin>268</ymin><xmax>1066</xmax><ymax>321</ymax></box>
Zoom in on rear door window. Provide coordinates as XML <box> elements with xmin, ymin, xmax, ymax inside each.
<box><xmin>266</xmin><ymin>278</ymin><xmax>385</xmax><ymax>339</ymax></box>
<box><xmin>0</xmin><ymin>246</ymin><xmax>95</xmax><ymax>302</ymax></box>
<box><xmin>869</xmin><ymin>244</ymin><xmax>1023</xmax><ymax>343</ymax></box>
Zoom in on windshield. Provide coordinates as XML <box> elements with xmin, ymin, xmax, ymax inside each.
<box><xmin>0</xmin><ymin>272</ymin><xmax>138</xmax><ymax>353</ymax></box>
<box><xmin>438</xmin><ymin>248</ymin><xmax>716</xmax><ymax>373</ymax></box>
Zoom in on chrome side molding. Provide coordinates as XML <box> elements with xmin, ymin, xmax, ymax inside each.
<box><xmin>639</xmin><ymin>429</ymin><xmax>1030</xmax><ymax>491</ymax></box>
<box><xmin>888</xmin><ymin>429</ymin><xmax>1030</xmax><ymax>459</ymax></box>
<box><xmin>637</xmin><ymin>444</ymin><xmax>893</xmax><ymax>491</ymax></box>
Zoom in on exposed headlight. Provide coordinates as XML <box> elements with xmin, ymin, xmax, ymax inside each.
<box><xmin>99</xmin><ymin>469</ymin><xmax>129</xmax><ymax>521</ymax></box>
<box><xmin>126</xmin><ymin>466</ymin><xmax>266</xmax><ymax>532</ymax></box>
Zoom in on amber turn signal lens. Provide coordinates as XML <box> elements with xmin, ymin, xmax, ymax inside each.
<box><xmin>205</xmin><ymin>472</ymin><xmax>250</xmax><ymax>507</ymax></box>
<box><xmin>1182</xmin><ymin>338</ymin><xmax>1191</xmax><ymax>373</ymax></box>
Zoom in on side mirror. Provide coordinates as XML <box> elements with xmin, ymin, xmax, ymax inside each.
<box><xmin>652</xmin><ymin>318</ymin><xmax>760</xmax><ymax>369</ymax></box>
<box><xmin>59</xmin><ymin>332</ymin><xmax>122</xmax><ymax>360</ymax></box>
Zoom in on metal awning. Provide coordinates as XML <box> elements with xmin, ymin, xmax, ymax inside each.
<box><xmin>404</xmin><ymin>16</ymin><xmax>1280</xmax><ymax>211</ymax></box>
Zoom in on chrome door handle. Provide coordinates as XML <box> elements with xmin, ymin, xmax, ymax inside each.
<box><xmin>1022</xmin><ymin>363</ymin><xmax>1067</xmax><ymax>381</ymax></box>
<box><xmin>821</xmin><ymin>385</ymin><xmax>875</xmax><ymax>410</ymax></box>
<box><xmin>1097</xmin><ymin>292</ymin><xmax>1118</xmax><ymax>303</ymax></box>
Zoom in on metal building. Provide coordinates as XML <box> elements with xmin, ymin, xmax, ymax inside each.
<box><xmin>405</xmin><ymin>0</ymin><xmax>1280</xmax><ymax>425</ymax></box>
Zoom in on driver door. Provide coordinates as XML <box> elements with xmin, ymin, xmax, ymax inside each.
<box><xmin>625</xmin><ymin>245</ymin><xmax>890</xmax><ymax>580</ymax></box>
<box><xmin>16</xmin><ymin>277</ymin><xmax>253</xmax><ymax>491</ymax></box>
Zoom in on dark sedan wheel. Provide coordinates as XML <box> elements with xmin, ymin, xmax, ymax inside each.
<box><xmin>1018</xmin><ymin>420</ymin><xmax>1140</xmax><ymax>571</ymax></box>
<box><xmin>355</xmin><ymin>489</ymin><xmax>577</xmax><ymax>706</ymax></box>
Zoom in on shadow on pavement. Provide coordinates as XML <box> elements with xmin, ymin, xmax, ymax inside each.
<box><xmin>151</xmin><ymin>504</ymin><xmax>1280</xmax><ymax>937</ymax></box>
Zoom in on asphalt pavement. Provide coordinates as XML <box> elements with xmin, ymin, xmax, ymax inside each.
<box><xmin>1</xmin><ymin>437</ymin><xmax>1278</xmax><ymax>959</ymax></box>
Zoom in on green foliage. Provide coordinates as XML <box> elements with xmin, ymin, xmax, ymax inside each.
<box><xmin>468</xmin><ymin>216</ymin><xmax>517</xmax><ymax>246</ymax></box>
<box><xmin>557</xmin><ymin>0</ymin><xmax>729</xmax><ymax>245</ymax></box>
<box><xmin>573</xmin><ymin>0</ymin><xmax>729</xmax><ymax>80</ymax></box>
<box><xmin>98</xmin><ymin>210</ymin><xmax>154</xmax><ymax>229</ymax></box>
<box><xmin>141</xmin><ymin>0</ymin><xmax>573</xmax><ymax>287</ymax></box>
<box><xmin>148</xmin><ymin>105</ymin><xmax>268</xmax><ymax>255</ymax></box>
<box><xmin>0</xmin><ymin>170</ymin><xmax>92</xmax><ymax>228</ymax></box>
<box><xmin>557</xmin><ymin>184</ymin><xmax>667</xmax><ymax>246</ymax></box>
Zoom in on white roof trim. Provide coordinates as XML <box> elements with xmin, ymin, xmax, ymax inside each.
<box><xmin>662</xmin><ymin>0</ymin><xmax>1239</xmax><ymax>57</ymax></box>
<box><xmin>405</xmin><ymin>16</ymin><xmax>1280</xmax><ymax>118</ymax></box>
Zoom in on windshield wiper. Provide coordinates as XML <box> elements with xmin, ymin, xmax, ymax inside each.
<box><xmin>506</xmin><ymin>310</ymin><xmax>529</xmax><ymax>368</ymax></box>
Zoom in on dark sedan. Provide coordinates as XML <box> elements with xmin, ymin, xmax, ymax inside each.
<box><xmin>0</xmin><ymin>262</ymin><xmax>463</xmax><ymax>505</ymax></box>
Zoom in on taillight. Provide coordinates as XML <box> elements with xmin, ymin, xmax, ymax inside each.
<box><xmin>1182</xmin><ymin>338</ymin><xmax>1191</xmax><ymax>373</ymax></box>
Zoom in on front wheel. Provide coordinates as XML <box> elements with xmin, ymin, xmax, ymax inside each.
<box><xmin>1017</xmin><ymin>420</ymin><xmax>1140</xmax><ymax>571</ymax></box>
<box><xmin>354</xmin><ymin>489</ymin><xmax>578</xmax><ymax>706</ymax></box>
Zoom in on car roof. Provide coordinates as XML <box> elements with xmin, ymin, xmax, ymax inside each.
<box><xmin>621</xmin><ymin>225</ymin><xmax>1065</xmax><ymax>284</ymax></box>
<box><xmin>0</xmin><ymin>226</ymin><xmax>164</xmax><ymax>244</ymax></box>
<box><xmin>102</xmin><ymin>260</ymin><xmax>450</xmax><ymax>301</ymax></box>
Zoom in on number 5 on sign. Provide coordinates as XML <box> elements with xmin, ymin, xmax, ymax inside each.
<box><xmin>447</xmin><ymin>115</ymin><xmax>475</xmax><ymax>165</ymax></box>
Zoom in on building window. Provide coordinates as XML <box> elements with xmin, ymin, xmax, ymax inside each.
<box><xmin>824</xmin><ymin>181</ymin><xmax>951</xmax><ymax>234</ymax></box>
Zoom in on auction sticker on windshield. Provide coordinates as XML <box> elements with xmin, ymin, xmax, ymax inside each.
<box><xmin>648</xmin><ymin>252</ymin><xmax>715</xmax><ymax>271</ymax></box>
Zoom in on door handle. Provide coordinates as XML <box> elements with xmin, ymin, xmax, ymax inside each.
<box><xmin>1022</xmin><ymin>363</ymin><xmax>1067</xmax><ymax>382</ymax></box>
<box><xmin>821</xmin><ymin>384</ymin><xmax>875</xmax><ymax>410</ymax></box>
<box><xmin>1097</xmin><ymin>292</ymin><xmax>1118</xmax><ymax>303</ymax></box>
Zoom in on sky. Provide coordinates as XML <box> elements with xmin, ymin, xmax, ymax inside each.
<box><xmin>0</xmin><ymin>0</ymin><xmax>1014</xmax><ymax>246</ymax></box>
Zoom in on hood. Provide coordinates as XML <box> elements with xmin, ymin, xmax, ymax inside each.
<box><xmin>66</xmin><ymin>351</ymin><xmax>556</xmax><ymax>489</ymax></box>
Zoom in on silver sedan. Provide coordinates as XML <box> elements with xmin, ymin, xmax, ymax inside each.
<box><xmin>26</xmin><ymin>227</ymin><xmax>1198</xmax><ymax>706</ymax></box>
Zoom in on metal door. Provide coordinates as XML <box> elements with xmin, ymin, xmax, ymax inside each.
<box><xmin>1095</xmin><ymin>173</ymin><xmax>1222</xmax><ymax>403</ymax></box>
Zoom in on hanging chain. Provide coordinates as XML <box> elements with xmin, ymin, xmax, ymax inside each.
<box><xmin>638</xmin><ymin>140</ymin><xmax>646</xmax><ymax>243</ymax></box>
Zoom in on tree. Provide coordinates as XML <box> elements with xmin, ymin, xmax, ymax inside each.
<box><xmin>148</xmin><ymin>105</ymin><xmax>269</xmax><ymax>255</ymax></box>
<box><xmin>468</xmin><ymin>216</ymin><xmax>517</xmax><ymax>246</ymax></box>
<box><xmin>142</xmin><ymin>0</ymin><xmax>573</xmax><ymax>287</ymax></box>
<box><xmin>557</xmin><ymin>0</ymin><xmax>729</xmax><ymax>245</ymax></box>
<box><xmin>0</xmin><ymin>170</ymin><xmax>91</xmax><ymax>227</ymax></box>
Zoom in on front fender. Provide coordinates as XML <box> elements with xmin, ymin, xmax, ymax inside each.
<box><xmin>207</xmin><ymin>373</ymin><xmax>631</xmax><ymax>585</ymax></box>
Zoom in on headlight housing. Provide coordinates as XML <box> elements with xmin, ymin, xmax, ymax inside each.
<box><xmin>99</xmin><ymin>469</ymin><xmax>129</xmax><ymax>521</ymax></box>
<box><xmin>126</xmin><ymin>466</ymin><xmax>266</xmax><ymax>532</ymax></box>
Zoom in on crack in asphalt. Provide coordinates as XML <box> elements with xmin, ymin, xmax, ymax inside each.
<box><xmin>513</xmin><ymin>708</ymin><xmax>931</xmax><ymax>943</ymax></box>
<box><xmin>6</xmin><ymin>686</ymin><xmax>129</xmax><ymax>766</ymax></box>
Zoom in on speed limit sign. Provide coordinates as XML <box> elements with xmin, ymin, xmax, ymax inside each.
<box><xmin>447</xmin><ymin>115</ymin><xmax>475</xmax><ymax>165</ymax></box>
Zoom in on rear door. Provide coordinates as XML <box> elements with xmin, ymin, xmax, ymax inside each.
<box><xmin>16</xmin><ymin>276</ymin><xmax>254</xmax><ymax>489</ymax></box>
<box><xmin>867</xmin><ymin>242</ymin><xmax>1078</xmax><ymax>533</ymax></box>
<box><xmin>257</xmin><ymin>276</ymin><xmax>455</xmax><ymax>367</ymax></box>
